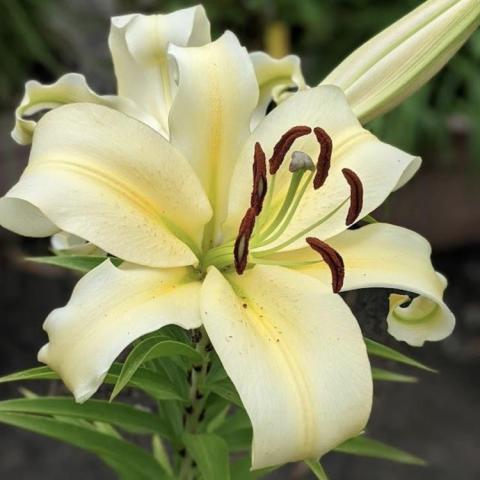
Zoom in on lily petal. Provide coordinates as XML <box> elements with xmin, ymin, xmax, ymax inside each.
<box><xmin>226</xmin><ymin>86</ymin><xmax>420</xmax><ymax>248</ymax></box>
<box><xmin>201</xmin><ymin>265</ymin><xmax>372</xmax><ymax>469</ymax></box>
<box><xmin>322</xmin><ymin>0</ymin><xmax>480</xmax><ymax>123</ymax></box>
<box><xmin>168</xmin><ymin>31</ymin><xmax>259</xmax><ymax>242</ymax></box>
<box><xmin>250</xmin><ymin>51</ymin><xmax>306</xmax><ymax>129</ymax></box>
<box><xmin>298</xmin><ymin>223</ymin><xmax>455</xmax><ymax>346</ymax></box>
<box><xmin>0</xmin><ymin>103</ymin><xmax>212</xmax><ymax>268</ymax></box>
<box><xmin>50</xmin><ymin>232</ymin><xmax>104</xmax><ymax>256</ymax></box>
<box><xmin>11</xmin><ymin>73</ymin><xmax>161</xmax><ymax>145</ymax></box>
<box><xmin>38</xmin><ymin>260</ymin><xmax>202</xmax><ymax>402</ymax></box>
<box><xmin>109</xmin><ymin>6</ymin><xmax>211</xmax><ymax>135</ymax></box>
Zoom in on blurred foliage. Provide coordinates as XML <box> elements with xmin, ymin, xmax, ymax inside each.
<box><xmin>1</xmin><ymin>0</ymin><xmax>479</xmax><ymax>166</ymax></box>
<box><xmin>0</xmin><ymin>0</ymin><xmax>64</xmax><ymax>103</ymax></box>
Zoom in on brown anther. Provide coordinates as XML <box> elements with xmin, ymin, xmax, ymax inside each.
<box><xmin>342</xmin><ymin>168</ymin><xmax>364</xmax><ymax>225</ymax></box>
<box><xmin>234</xmin><ymin>207</ymin><xmax>256</xmax><ymax>274</ymax></box>
<box><xmin>313</xmin><ymin>127</ymin><xmax>332</xmax><ymax>189</ymax></box>
<box><xmin>269</xmin><ymin>126</ymin><xmax>312</xmax><ymax>175</ymax></box>
<box><xmin>306</xmin><ymin>237</ymin><xmax>345</xmax><ymax>293</ymax></box>
<box><xmin>251</xmin><ymin>142</ymin><xmax>268</xmax><ymax>215</ymax></box>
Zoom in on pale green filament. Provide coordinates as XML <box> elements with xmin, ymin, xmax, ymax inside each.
<box><xmin>255</xmin><ymin>170</ymin><xmax>307</xmax><ymax>244</ymax></box>
<box><xmin>253</xmin><ymin>197</ymin><xmax>349</xmax><ymax>257</ymax></box>
<box><xmin>256</xmin><ymin>170</ymin><xmax>314</xmax><ymax>247</ymax></box>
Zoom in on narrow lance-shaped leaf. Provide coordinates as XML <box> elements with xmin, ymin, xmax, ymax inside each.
<box><xmin>0</xmin><ymin>363</ymin><xmax>185</xmax><ymax>401</ymax></box>
<box><xmin>183</xmin><ymin>433</ymin><xmax>231</xmax><ymax>480</ymax></box>
<box><xmin>111</xmin><ymin>337</ymin><xmax>202</xmax><ymax>401</ymax></box>
<box><xmin>0</xmin><ymin>397</ymin><xmax>169</xmax><ymax>437</ymax></box>
<box><xmin>27</xmin><ymin>255</ymin><xmax>121</xmax><ymax>273</ymax></box>
<box><xmin>0</xmin><ymin>412</ymin><xmax>168</xmax><ymax>479</ymax></box>
<box><xmin>305</xmin><ymin>460</ymin><xmax>330</xmax><ymax>480</ymax></box>
<box><xmin>334</xmin><ymin>435</ymin><xmax>426</xmax><ymax>465</ymax></box>
<box><xmin>365</xmin><ymin>337</ymin><xmax>436</xmax><ymax>372</ymax></box>
<box><xmin>371</xmin><ymin>367</ymin><xmax>418</xmax><ymax>383</ymax></box>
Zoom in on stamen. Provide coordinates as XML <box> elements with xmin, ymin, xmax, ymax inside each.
<box><xmin>342</xmin><ymin>168</ymin><xmax>364</xmax><ymax>225</ymax></box>
<box><xmin>306</xmin><ymin>237</ymin><xmax>345</xmax><ymax>293</ymax></box>
<box><xmin>234</xmin><ymin>207</ymin><xmax>256</xmax><ymax>274</ymax></box>
<box><xmin>251</xmin><ymin>142</ymin><xmax>268</xmax><ymax>215</ymax></box>
<box><xmin>313</xmin><ymin>127</ymin><xmax>332</xmax><ymax>190</ymax></box>
<box><xmin>289</xmin><ymin>151</ymin><xmax>315</xmax><ymax>172</ymax></box>
<box><xmin>269</xmin><ymin>125</ymin><xmax>312</xmax><ymax>174</ymax></box>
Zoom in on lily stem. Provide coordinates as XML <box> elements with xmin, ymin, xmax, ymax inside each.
<box><xmin>178</xmin><ymin>327</ymin><xmax>211</xmax><ymax>480</ymax></box>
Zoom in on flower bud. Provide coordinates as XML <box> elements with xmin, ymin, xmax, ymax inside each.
<box><xmin>322</xmin><ymin>0</ymin><xmax>480</xmax><ymax>123</ymax></box>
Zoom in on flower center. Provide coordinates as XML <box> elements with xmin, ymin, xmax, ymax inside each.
<box><xmin>202</xmin><ymin>126</ymin><xmax>364</xmax><ymax>293</ymax></box>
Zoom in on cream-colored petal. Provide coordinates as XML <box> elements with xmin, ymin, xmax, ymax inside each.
<box><xmin>201</xmin><ymin>266</ymin><xmax>372</xmax><ymax>469</ymax></box>
<box><xmin>109</xmin><ymin>6</ymin><xmax>211</xmax><ymax>134</ymax></box>
<box><xmin>168</xmin><ymin>32</ymin><xmax>259</xmax><ymax>244</ymax></box>
<box><xmin>38</xmin><ymin>260</ymin><xmax>202</xmax><ymax>402</ymax></box>
<box><xmin>322</xmin><ymin>0</ymin><xmax>480</xmax><ymax>123</ymax></box>
<box><xmin>249</xmin><ymin>51</ymin><xmax>306</xmax><ymax>129</ymax></box>
<box><xmin>225</xmin><ymin>86</ymin><xmax>419</xmax><ymax>247</ymax></box>
<box><xmin>297</xmin><ymin>223</ymin><xmax>455</xmax><ymax>346</ymax></box>
<box><xmin>12</xmin><ymin>73</ymin><xmax>161</xmax><ymax>145</ymax></box>
<box><xmin>0</xmin><ymin>103</ymin><xmax>212</xmax><ymax>268</ymax></box>
<box><xmin>50</xmin><ymin>232</ymin><xmax>104</xmax><ymax>256</ymax></box>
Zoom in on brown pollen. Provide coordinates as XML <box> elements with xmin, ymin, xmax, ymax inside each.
<box><xmin>313</xmin><ymin>127</ymin><xmax>332</xmax><ymax>189</ymax></box>
<box><xmin>234</xmin><ymin>207</ymin><xmax>256</xmax><ymax>274</ymax></box>
<box><xmin>269</xmin><ymin>125</ymin><xmax>312</xmax><ymax>175</ymax></box>
<box><xmin>251</xmin><ymin>142</ymin><xmax>268</xmax><ymax>215</ymax></box>
<box><xmin>306</xmin><ymin>237</ymin><xmax>345</xmax><ymax>293</ymax></box>
<box><xmin>342</xmin><ymin>168</ymin><xmax>364</xmax><ymax>225</ymax></box>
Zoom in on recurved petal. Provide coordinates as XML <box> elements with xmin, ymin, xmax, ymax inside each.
<box><xmin>225</xmin><ymin>86</ymin><xmax>419</xmax><ymax>247</ymax></box>
<box><xmin>297</xmin><ymin>223</ymin><xmax>455</xmax><ymax>346</ymax></box>
<box><xmin>38</xmin><ymin>260</ymin><xmax>202</xmax><ymax>402</ymax></box>
<box><xmin>168</xmin><ymin>31</ymin><xmax>259</xmax><ymax>242</ymax></box>
<box><xmin>201</xmin><ymin>266</ymin><xmax>372</xmax><ymax>469</ymax></box>
<box><xmin>249</xmin><ymin>51</ymin><xmax>306</xmax><ymax>129</ymax></box>
<box><xmin>0</xmin><ymin>103</ymin><xmax>212</xmax><ymax>268</ymax></box>
<box><xmin>109</xmin><ymin>6</ymin><xmax>211</xmax><ymax>134</ymax></box>
<box><xmin>11</xmin><ymin>73</ymin><xmax>162</xmax><ymax>145</ymax></box>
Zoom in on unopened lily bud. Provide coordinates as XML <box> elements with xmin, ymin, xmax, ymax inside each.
<box><xmin>322</xmin><ymin>0</ymin><xmax>480</xmax><ymax>124</ymax></box>
<box><xmin>289</xmin><ymin>151</ymin><xmax>315</xmax><ymax>172</ymax></box>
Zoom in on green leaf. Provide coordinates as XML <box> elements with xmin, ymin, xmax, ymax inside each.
<box><xmin>216</xmin><ymin>409</ymin><xmax>252</xmax><ymax>452</ymax></box>
<box><xmin>26</xmin><ymin>255</ymin><xmax>121</xmax><ymax>273</ymax></box>
<box><xmin>183</xmin><ymin>433</ymin><xmax>231</xmax><ymax>480</ymax></box>
<box><xmin>371</xmin><ymin>368</ymin><xmax>418</xmax><ymax>383</ymax></box>
<box><xmin>0</xmin><ymin>412</ymin><xmax>167</xmax><ymax>479</ymax></box>
<box><xmin>152</xmin><ymin>434</ymin><xmax>174</xmax><ymax>476</ymax></box>
<box><xmin>203</xmin><ymin>378</ymin><xmax>243</xmax><ymax>408</ymax></box>
<box><xmin>0</xmin><ymin>366</ymin><xmax>57</xmax><ymax>383</ymax></box>
<box><xmin>0</xmin><ymin>397</ymin><xmax>169</xmax><ymax>437</ymax></box>
<box><xmin>365</xmin><ymin>338</ymin><xmax>436</xmax><ymax>372</ymax></box>
<box><xmin>0</xmin><ymin>363</ymin><xmax>185</xmax><ymax>402</ymax></box>
<box><xmin>335</xmin><ymin>435</ymin><xmax>426</xmax><ymax>465</ymax></box>
<box><xmin>111</xmin><ymin>338</ymin><xmax>201</xmax><ymax>401</ymax></box>
<box><xmin>231</xmin><ymin>456</ymin><xmax>273</xmax><ymax>480</ymax></box>
<box><xmin>305</xmin><ymin>460</ymin><xmax>330</xmax><ymax>480</ymax></box>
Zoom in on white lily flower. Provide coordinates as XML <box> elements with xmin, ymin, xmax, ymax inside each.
<box><xmin>322</xmin><ymin>0</ymin><xmax>480</xmax><ymax>123</ymax></box>
<box><xmin>0</xmin><ymin>21</ymin><xmax>454</xmax><ymax>471</ymax></box>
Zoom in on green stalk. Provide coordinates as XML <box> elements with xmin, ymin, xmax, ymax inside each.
<box><xmin>178</xmin><ymin>328</ymin><xmax>211</xmax><ymax>480</ymax></box>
